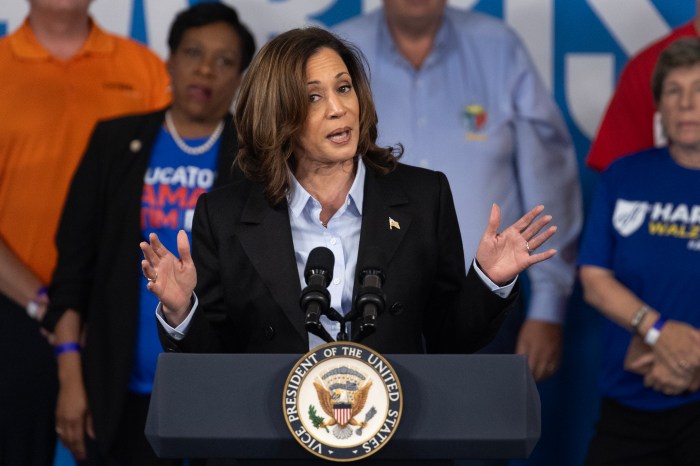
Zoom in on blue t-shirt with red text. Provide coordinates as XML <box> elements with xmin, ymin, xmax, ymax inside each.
<box><xmin>129</xmin><ymin>127</ymin><xmax>220</xmax><ymax>394</ymax></box>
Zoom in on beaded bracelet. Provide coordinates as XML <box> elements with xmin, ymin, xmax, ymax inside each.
<box><xmin>630</xmin><ymin>305</ymin><xmax>651</xmax><ymax>332</ymax></box>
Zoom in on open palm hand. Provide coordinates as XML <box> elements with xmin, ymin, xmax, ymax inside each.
<box><xmin>476</xmin><ymin>204</ymin><xmax>557</xmax><ymax>285</ymax></box>
<box><xmin>140</xmin><ymin>230</ymin><xmax>196</xmax><ymax>325</ymax></box>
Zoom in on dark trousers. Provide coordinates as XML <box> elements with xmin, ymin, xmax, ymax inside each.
<box><xmin>0</xmin><ymin>293</ymin><xmax>57</xmax><ymax>466</ymax></box>
<box><xmin>80</xmin><ymin>392</ymin><xmax>188</xmax><ymax>466</ymax></box>
<box><xmin>586</xmin><ymin>397</ymin><xmax>700</xmax><ymax>466</ymax></box>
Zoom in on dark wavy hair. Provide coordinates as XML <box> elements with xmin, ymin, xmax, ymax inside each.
<box><xmin>167</xmin><ymin>2</ymin><xmax>256</xmax><ymax>72</ymax></box>
<box><xmin>235</xmin><ymin>27</ymin><xmax>401</xmax><ymax>206</ymax></box>
<box><xmin>652</xmin><ymin>37</ymin><xmax>700</xmax><ymax>106</ymax></box>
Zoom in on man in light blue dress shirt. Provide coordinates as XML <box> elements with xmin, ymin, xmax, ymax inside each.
<box><xmin>334</xmin><ymin>1</ymin><xmax>582</xmax><ymax>389</ymax></box>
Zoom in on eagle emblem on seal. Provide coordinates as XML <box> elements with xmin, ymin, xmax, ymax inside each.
<box><xmin>310</xmin><ymin>366</ymin><xmax>375</xmax><ymax>439</ymax></box>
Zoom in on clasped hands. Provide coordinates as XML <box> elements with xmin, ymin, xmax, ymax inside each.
<box><xmin>626</xmin><ymin>321</ymin><xmax>700</xmax><ymax>395</ymax></box>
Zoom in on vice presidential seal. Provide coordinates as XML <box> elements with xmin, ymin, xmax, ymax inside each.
<box><xmin>283</xmin><ymin>341</ymin><xmax>402</xmax><ymax>462</ymax></box>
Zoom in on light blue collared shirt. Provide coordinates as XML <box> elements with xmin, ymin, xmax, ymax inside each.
<box><xmin>158</xmin><ymin>158</ymin><xmax>514</xmax><ymax>345</ymax></box>
<box><xmin>334</xmin><ymin>7</ymin><xmax>582</xmax><ymax>323</ymax></box>
<box><xmin>287</xmin><ymin>159</ymin><xmax>365</xmax><ymax>348</ymax></box>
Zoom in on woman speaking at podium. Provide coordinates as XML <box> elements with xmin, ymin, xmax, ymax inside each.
<box><xmin>142</xmin><ymin>27</ymin><xmax>557</xmax><ymax>356</ymax></box>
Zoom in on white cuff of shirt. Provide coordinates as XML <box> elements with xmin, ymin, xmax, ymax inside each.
<box><xmin>155</xmin><ymin>293</ymin><xmax>198</xmax><ymax>341</ymax></box>
<box><xmin>472</xmin><ymin>259</ymin><xmax>516</xmax><ymax>298</ymax></box>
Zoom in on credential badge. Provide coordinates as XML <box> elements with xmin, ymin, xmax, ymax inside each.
<box><xmin>283</xmin><ymin>341</ymin><xmax>403</xmax><ymax>462</ymax></box>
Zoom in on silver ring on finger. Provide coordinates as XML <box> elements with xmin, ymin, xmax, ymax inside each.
<box><xmin>147</xmin><ymin>272</ymin><xmax>158</xmax><ymax>284</ymax></box>
<box><xmin>525</xmin><ymin>241</ymin><xmax>533</xmax><ymax>254</ymax></box>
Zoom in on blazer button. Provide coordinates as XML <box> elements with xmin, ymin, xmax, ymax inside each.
<box><xmin>389</xmin><ymin>302</ymin><xmax>404</xmax><ymax>316</ymax></box>
<box><xmin>264</xmin><ymin>325</ymin><xmax>275</xmax><ymax>340</ymax></box>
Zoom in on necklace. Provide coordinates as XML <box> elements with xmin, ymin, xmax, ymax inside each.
<box><xmin>165</xmin><ymin>111</ymin><xmax>224</xmax><ymax>156</ymax></box>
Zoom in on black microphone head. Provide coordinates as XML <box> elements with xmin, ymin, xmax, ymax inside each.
<box><xmin>359</xmin><ymin>246</ymin><xmax>385</xmax><ymax>284</ymax></box>
<box><xmin>304</xmin><ymin>247</ymin><xmax>334</xmax><ymax>284</ymax></box>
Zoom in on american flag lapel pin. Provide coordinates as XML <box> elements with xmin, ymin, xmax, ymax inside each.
<box><xmin>389</xmin><ymin>217</ymin><xmax>400</xmax><ymax>230</ymax></box>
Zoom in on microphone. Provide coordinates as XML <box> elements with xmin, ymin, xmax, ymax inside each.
<box><xmin>300</xmin><ymin>247</ymin><xmax>335</xmax><ymax>343</ymax></box>
<box><xmin>352</xmin><ymin>247</ymin><xmax>386</xmax><ymax>341</ymax></box>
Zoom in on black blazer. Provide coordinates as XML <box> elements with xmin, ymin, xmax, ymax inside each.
<box><xmin>159</xmin><ymin>163</ymin><xmax>517</xmax><ymax>355</ymax></box>
<box><xmin>44</xmin><ymin>108</ymin><xmax>237</xmax><ymax>456</ymax></box>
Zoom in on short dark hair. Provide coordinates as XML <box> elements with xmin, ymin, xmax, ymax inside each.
<box><xmin>652</xmin><ymin>37</ymin><xmax>700</xmax><ymax>105</ymax></box>
<box><xmin>167</xmin><ymin>2</ymin><xmax>256</xmax><ymax>72</ymax></box>
<box><xmin>235</xmin><ymin>27</ymin><xmax>401</xmax><ymax>206</ymax></box>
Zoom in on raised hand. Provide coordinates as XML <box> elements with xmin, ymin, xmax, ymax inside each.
<box><xmin>140</xmin><ymin>230</ymin><xmax>196</xmax><ymax>326</ymax></box>
<box><xmin>476</xmin><ymin>204</ymin><xmax>557</xmax><ymax>285</ymax></box>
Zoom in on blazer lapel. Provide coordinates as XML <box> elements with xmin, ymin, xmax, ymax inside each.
<box><xmin>236</xmin><ymin>184</ymin><xmax>308</xmax><ymax>343</ymax></box>
<box><xmin>353</xmin><ymin>168</ymin><xmax>412</xmax><ymax>340</ymax></box>
<box><xmin>357</xmin><ymin>167</ymin><xmax>412</xmax><ymax>284</ymax></box>
<box><xmin>233</xmin><ymin>167</ymin><xmax>412</xmax><ymax>345</ymax></box>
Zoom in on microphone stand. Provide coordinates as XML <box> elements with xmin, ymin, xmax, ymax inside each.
<box><xmin>323</xmin><ymin>288</ymin><xmax>386</xmax><ymax>344</ymax></box>
<box><xmin>302</xmin><ymin>266</ymin><xmax>386</xmax><ymax>344</ymax></box>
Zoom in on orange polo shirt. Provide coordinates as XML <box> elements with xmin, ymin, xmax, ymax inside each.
<box><xmin>0</xmin><ymin>19</ymin><xmax>171</xmax><ymax>283</ymax></box>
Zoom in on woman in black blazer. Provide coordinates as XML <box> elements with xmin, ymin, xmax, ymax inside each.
<box><xmin>44</xmin><ymin>4</ymin><xmax>255</xmax><ymax>465</ymax></box>
<box><xmin>143</xmin><ymin>27</ymin><xmax>557</xmax><ymax>357</ymax></box>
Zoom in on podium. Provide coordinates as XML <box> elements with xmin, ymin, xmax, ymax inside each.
<box><xmin>146</xmin><ymin>353</ymin><xmax>540</xmax><ymax>461</ymax></box>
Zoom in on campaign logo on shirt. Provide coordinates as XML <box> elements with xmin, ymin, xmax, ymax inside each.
<box><xmin>613</xmin><ymin>199</ymin><xmax>649</xmax><ymax>237</ymax></box>
<box><xmin>613</xmin><ymin>199</ymin><xmax>700</xmax><ymax>243</ymax></box>
<box><xmin>462</xmin><ymin>104</ymin><xmax>488</xmax><ymax>141</ymax></box>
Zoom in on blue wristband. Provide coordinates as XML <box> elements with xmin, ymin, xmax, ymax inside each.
<box><xmin>54</xmin><ymin>342</ymin><xmax>80</xmax><ymax>357</ymax></box>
